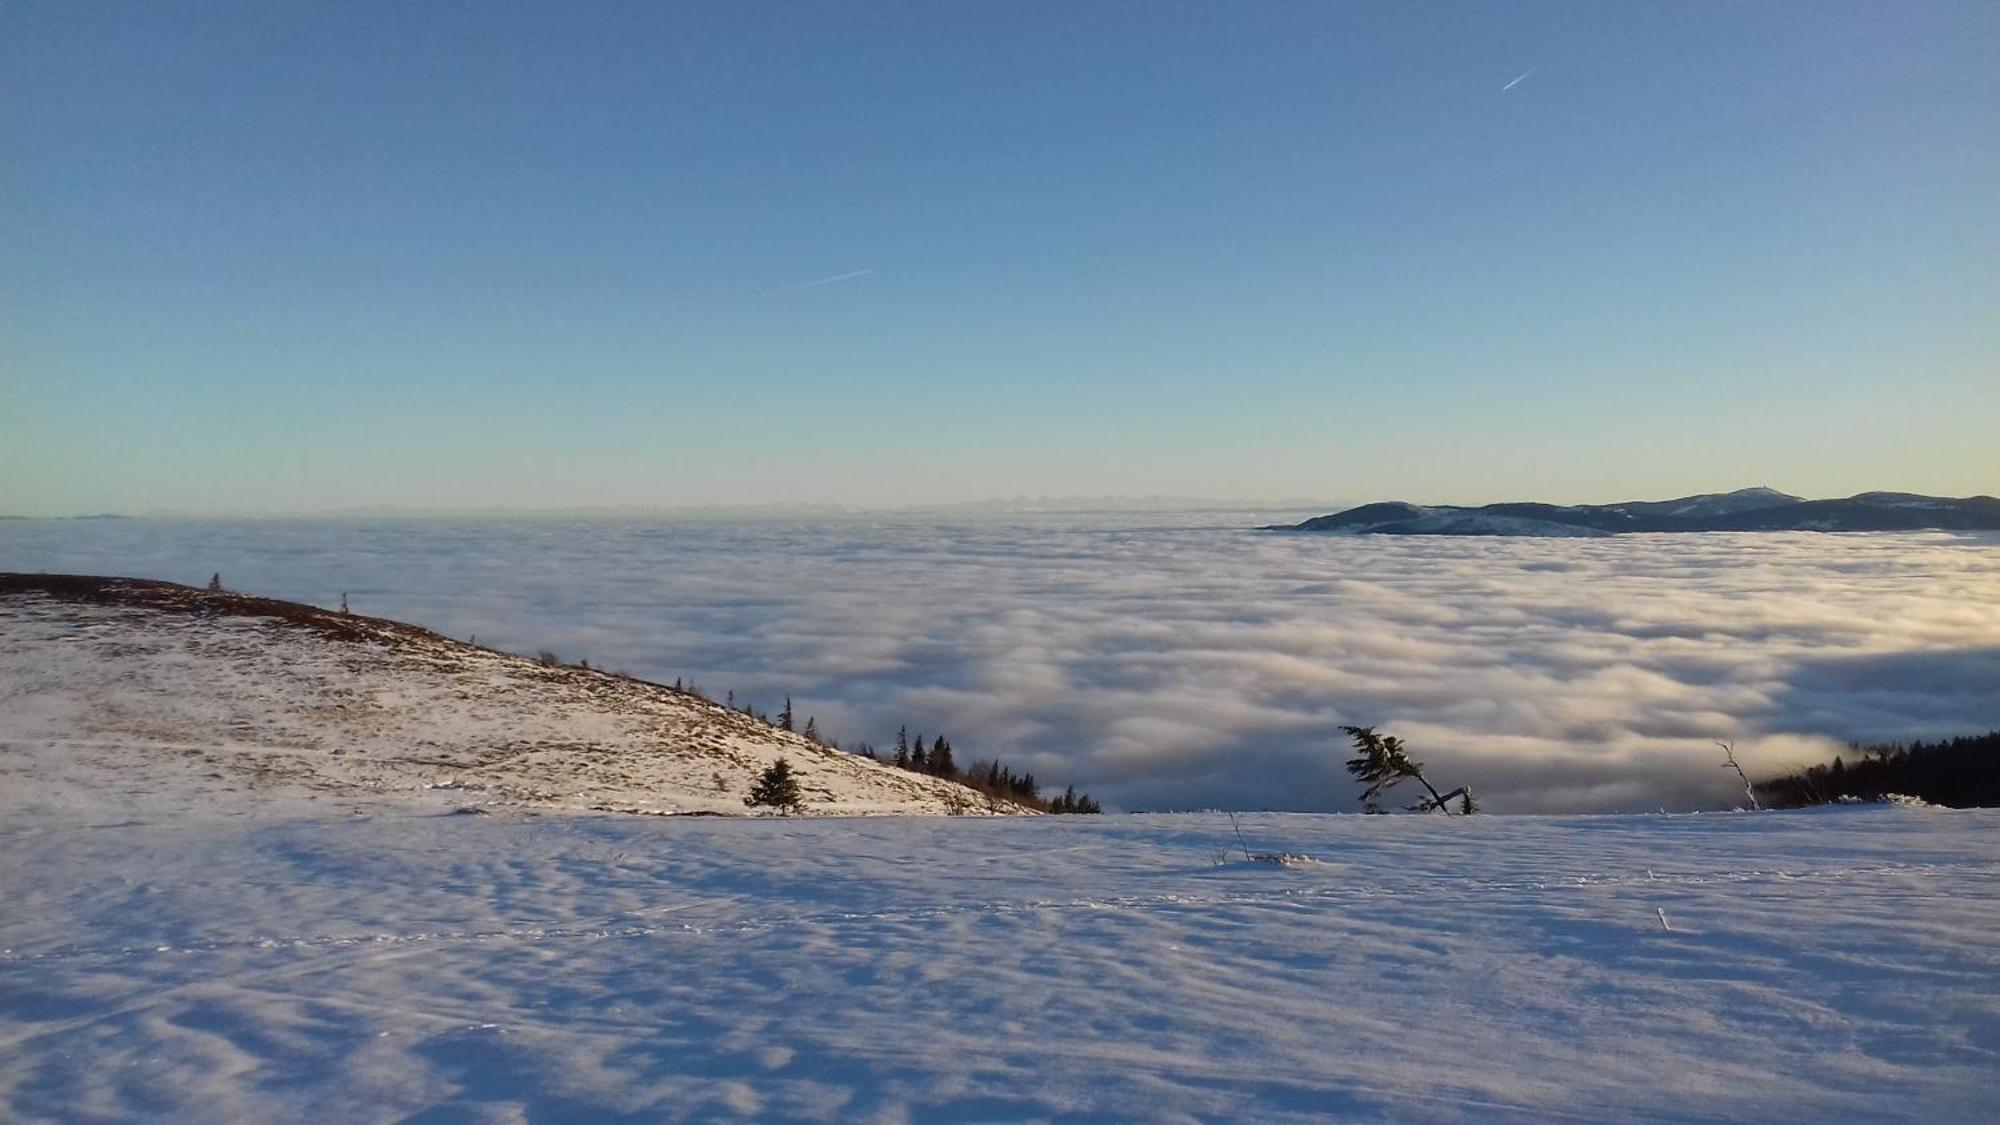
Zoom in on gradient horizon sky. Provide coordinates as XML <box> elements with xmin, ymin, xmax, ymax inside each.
<box><xmin>4</xmin><ymin>1</ymin><xmax>1996</xmax><ymax>516</ymax></box>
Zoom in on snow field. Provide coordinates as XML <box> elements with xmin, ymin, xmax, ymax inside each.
<box><xmin>2</xmin><ymin>807</ymin><xmax>1995</xmax><ymax>1122</ymax></box>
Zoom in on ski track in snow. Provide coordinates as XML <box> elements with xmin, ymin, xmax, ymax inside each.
<box><xmin>3</xmin><ymin>807</ymin><xmax>1996</xmax><ymax>1122</ymax></box>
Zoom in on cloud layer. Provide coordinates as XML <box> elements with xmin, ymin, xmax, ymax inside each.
<box><xmin>7</xmin><ymin>516</ymin><xmax>1997</xmax><ymax>813</ymax></box>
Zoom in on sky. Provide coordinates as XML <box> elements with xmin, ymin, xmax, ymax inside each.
<box><xmin>3</xmin><ymin>1</ymin><xmax>1996</xmax><ymax>516</ymax></box>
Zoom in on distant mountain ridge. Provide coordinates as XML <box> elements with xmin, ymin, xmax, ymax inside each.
<box><xmin>1274</xmin><ymin>488</ymin><xmax>2000</xmax><ymax>537</ymax></box>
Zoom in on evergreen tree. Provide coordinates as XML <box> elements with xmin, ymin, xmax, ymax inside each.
<box><xmin>1342</xmin><ymin>725</ymin><xmax>1467</xmax><ymax>814</ymax></box>
<box><xmin>802</xmin><ymin>716</ymin><xmax>820</xmax><ymax>744</ymax></box>
<box><xmin>778</xmin><ymin>697</ymin><xmax>794</xmax><ymax>731</ymax></box>
<box><xmin>1044</xmin><ymin>785</ymin><xmax>1102</xmax><ymax>814</ymax></box>
<box><xmin>744</xmin><ymin>758</ymin><xmax>805</xmax><ymax>814</ymax></box>
<box><xmin>928</xmin><ymin>736</ymin><xmax>957</xmax><ymax>778</ymax></box>
<box><xmin>910</xmin><ymin>736</ymin><xmax>927</xmax><ymax>772</ymax></box>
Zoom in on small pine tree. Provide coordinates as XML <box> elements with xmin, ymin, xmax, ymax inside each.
<box><xmin>778</xmin><ymin>697</ymin><xmax>794</xmax><ymax>732</ymax></box>
<box><xmin>909</xmin><ymin>736</ymin><xmax>928</xmax><ymax>772</ymax></box>
<box><xmin>1342</xmin><ymin>725</ymin><xmax>1469</xmax><ymax>814</ymax></box>
<box><xmin>207</xmin><ymin>573</ymin><xmax>222</xmax><ymax>591</ymax></box>
<box><xmin>802</xmin><ymin>716</ymin><xmax>820</xmax><ymax>744</ymax></box>
<box><xmin>744</xmin><ymin>758</ymin><xmax>804</xmax><ymax>814</ymax></box>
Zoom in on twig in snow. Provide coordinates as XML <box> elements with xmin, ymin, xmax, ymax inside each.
<box><xmin>1226</xmin><ymin>810</ymin><xmax>1252</xmax><ymax>862</ymax></box>
<box><xmin>1656</xmin><ymin>907</ymin><xmax>1672</xmax><ymax>931</ymax></box>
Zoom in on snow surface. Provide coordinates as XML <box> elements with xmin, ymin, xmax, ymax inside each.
<box><xmin>1664</xmin><ymin>487</ymin><xmax>1802</xmax><ymax>518</ymax></box>
<box><xmin>3</xmin><ymin>791</ymin><xmax>1997</xmax><ymax>1120</ymax></box>
<box><xmin>0</xmin><ymin>589</ymin><xmax>1009</xmax><ymax>818</ymax></box>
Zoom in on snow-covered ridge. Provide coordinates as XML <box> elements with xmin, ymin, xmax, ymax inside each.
<box><xmin>0</xmin><ymin>574</ymin><xmax>1022</xmax><ymax>818</ymax></box>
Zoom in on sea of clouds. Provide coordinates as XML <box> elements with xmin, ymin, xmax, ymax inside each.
<box><xmin>5</xmin><ymin>514</ymin><xmax>1996</xmax><ymax>813</ymax></box>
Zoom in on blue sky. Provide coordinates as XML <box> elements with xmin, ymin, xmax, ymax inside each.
<box><xmin>4</xmin><ymin>1</ymin><xmax>1995</xmax><ymax>515</ymax></box>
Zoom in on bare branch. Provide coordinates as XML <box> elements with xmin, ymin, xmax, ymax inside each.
<box><xmin>1716</xmin><ymin>740</ymin><xmax>1760</xmax><ymax>811</ymax></box>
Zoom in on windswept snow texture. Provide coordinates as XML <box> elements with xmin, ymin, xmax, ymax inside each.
<box><xmin>4</xmin><ymin>516</ymin><xmax>1999</xmax><ymax>812</ymax></box>
<box><xmin>1</xmin><ymin>806</ymin><xmax>1996</xmax><ymax>1122</ymax></box>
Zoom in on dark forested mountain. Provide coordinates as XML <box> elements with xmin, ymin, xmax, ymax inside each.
<box><xmin>1275</xmin><ymin>488</ymin><xmax>2000</xmax><ymax>536</ymax></box>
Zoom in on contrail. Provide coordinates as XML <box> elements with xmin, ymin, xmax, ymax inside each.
<box><xmin>1502</xmin><ymin>67</ymin><xmax>1536</xmax><ymax>92</ymax></box>
<box><xmin>779</xmin><ymin>269</ymin><xmax>874</xmax><ymax>293</ymax></box>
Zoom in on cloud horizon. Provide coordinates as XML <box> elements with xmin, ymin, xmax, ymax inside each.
<box><xmin>4</xmin><ymin>516</ymin><xmax>1996</xmax><ymax>814</ymax></box>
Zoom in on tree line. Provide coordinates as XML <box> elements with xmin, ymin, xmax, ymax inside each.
<box><xmin>1755</xmin><ymin>731</ymin><xmax>2000</xmax><ymax>808</ymax></box>
<box><xmin>671</xmin><ymin>681</ymin><xmax>1100</xmax><ymax>814</ymax></box>
<box><xmin>857</xmin><ymin>726</ymin><xmax>1101</xmax><ymax>814</ymax></box>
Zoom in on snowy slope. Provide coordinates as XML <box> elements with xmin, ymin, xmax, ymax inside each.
<box><xmin>1655</xmin><ymin>485</ymin><xmax>1804</xmax><ymax>518</ymax></box>
<box><xmin>1</xmin><ymin>804</ymin><xmax>1994</xmax><ymax>1122</ymax></box>
<box><xmin>0</xmin><ymin>575</ymin><xmax>1016</xmax><ymax>818</ymax></box>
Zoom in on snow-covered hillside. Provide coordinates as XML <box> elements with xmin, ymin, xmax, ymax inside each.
<box><xmin>0</xmin><ymin>575</ymin><xmax>1013</xmax><ymax>818</ymax></box>
<box><xmin>1</xmin><ymin>802</ymin><xmax>1994</xmax><ymax>1121</ymax></box>
<box><xmin>1658</xmin><ymin>485</ymin><xmax>1804</xmax><ymax>518</ymax></box>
